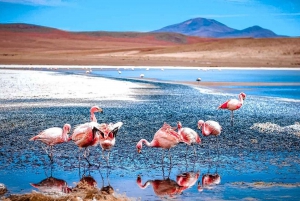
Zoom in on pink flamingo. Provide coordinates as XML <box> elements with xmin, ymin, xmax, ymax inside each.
<box><xmin>198</xmin><ymin>120</ymin><xmax>222</xmax><ymax>155</ymax></box>
<box><xmin>177</xmin><ymin>121</ymin><xmax>201</xmax><ymax>155</ymax></box>
<box><xmin>97</xmin><ymin>122</ymin><xmax>123</xmax><ymax>162</ymax></box>
<box><xmin>136</xmin><ymin>122</ymin><xmax>182</xmax><ymax>164</ymax></box>
<box><xmin>71</xmin><ymin>106</ymin><xmax>103</xmax><ymax>163</ymax></box>
<box><xmin>29</xmin><ymin>124</ymin><xmax>71</xmax><ymax>161</ymax></box>
<box><xmin>218</xmin><ymin>92</ymin><xmax>246</xmax><ymax>125</ymax></box>
<box><xmin>197</xmin><ymin>173</ymin><xmax>221</xmax><ymax>192</ymax></box>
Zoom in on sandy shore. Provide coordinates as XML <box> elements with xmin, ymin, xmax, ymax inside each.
<box><xmin>0</xmin><ymin>69</ymin><xmax>159</xmax><ymax>108</ymax></box>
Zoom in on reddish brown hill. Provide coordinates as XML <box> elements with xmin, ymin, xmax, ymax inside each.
<box><xmin>0</xmin><ymin>23</ymin><xmax>299</xmax><ymax>67</ymax></box>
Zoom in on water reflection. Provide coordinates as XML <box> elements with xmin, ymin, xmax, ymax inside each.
<box><xmin>176</xmin><ymin>171</ymin><xmax>200</xmax><ymax>190</ymax></box>
<box><xmin>197</xmin><ymin>173</ymin><xmax>221</xmax><ymax>192</ymax></box>
<box><xmin>137</xmin><ymin>166</ymin><xmax>200</xmax><ymax>199</ymax></box>
<box><xmin>30</xmin><ymin>164</ymin><xmax>71</xmax><ymax>193</ymax></box>
<box><xmin>76</xmin><ymin>175</ymin><xmax>97</xmax><ymax>188</ymax></box>
<box><xmin>30</xmin><ymin>166</ymin><xmax>71</xmax><ymax>194</ymax></box>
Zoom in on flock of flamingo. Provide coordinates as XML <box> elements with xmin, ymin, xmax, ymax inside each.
<box><xmin>29</xmin><ymin>92</ymin><xmax>246</xmax><ymax>165</ymax></box>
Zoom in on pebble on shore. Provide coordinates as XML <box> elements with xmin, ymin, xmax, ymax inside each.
<box><xmin>0</xmin><ymin>183</ymin><xmax>7</xmax><ymax>195</ymax></box>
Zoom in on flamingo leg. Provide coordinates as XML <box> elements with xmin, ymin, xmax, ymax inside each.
<box><xmin>83</xmin><ymin>148</ymin><xmax>92</xmax><ymax>166</ymax></box>
<box><xmin>192</xmin><ymin>144</ymin><xmax>197</xmax><ymax>156</ymax></box>
<box><xmin>106</xmin><ymin>151</ymin><xmax>110</xmax><ymax>167</ymax></box>
<box><xmin>168</xmin><ymin>149</ymin><xmax>172</xmax><ymax>166</ymax></box>
<box><xmin>185</xmin><ymin>145</ymin><xmax>189</xmax><ymax>158</ymax></box>
<box><xmin>49</xmin><ymin>146</ymin><xmax>53</xmax><ymax>162</ymax></box>
<box><xmin>161</xmin><ymin>150</ymin><xmax>165</xmax><ymax>164</ymax></box>
<box><xmin>216</xmin><ymin>136</ymin><xmax>220</xmax><ymax>156</ymax></box>
<box><xmin>231</xmin><ymin>111</ymin><xmax>234</xmax><ymax>126</ymax></box>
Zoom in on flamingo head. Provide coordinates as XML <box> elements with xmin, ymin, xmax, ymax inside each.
<box><xmin>63</xmin><ymin>124</ymin><xmax>71</xmax><ymax>133</ymax></box>
<box><xmin>90</xmin><ymin>106</ymin><xmax>103</xmax><ymax>114</ymax></box>
<box><xmin>136</xmin><ymin>142</ymin><xmax>142</xmax><ymax>154</ymax></box>
<box><xmin>62</xmin><ymin>124</ymin><xmax>71</xmax><ymax>142</ymax></box>
<box><xmin>197</xmin><ymin>120</ymin><xmax>204</xmax><ymax>130</ymax></box>
<box><xmin>136</xmin><ymin>146</ymin><xmax>142</xmax><ymax>154</ymax></box>
<box><xmin>177</xmin><ymin>121</ymin><xmax>182</xmax><ymax>129</ymax></box>
<box><xmin>240</xmin><ymin>92</ymin><xmax>246</xmax><ymax>100</ymax></box>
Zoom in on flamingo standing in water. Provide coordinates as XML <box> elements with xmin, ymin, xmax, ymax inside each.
<box><xmin>198</xmin><ymin>120</ymin><xmax>222</xmax><ymax>156</ymax></box>
<box><xmin>97</xmin><ymin>122</ymin><xmax>123</xmax><ymax>163</ymax></box>
<box><xmin>136</xmin><ymin>123</ymin><xmax>183</xmax><ymax>164</ymax></box>
<box><xmin>29</xmin><ymin>124</ymin><xmax>71</xmax><ymax>161</ymax></box>
<box><xmin>177</xmin><ymin>121</ymin><xmax>201</xmax><ymax>155</ymax></box>
<box><xmin>71</xmin><ymin>106</ymin><xmax>103</xmax><ymax>164</ymax></box>
<box><xmin>218</xmin><ymin>92</ymin><xmax>246</xmax><ymax>125</ymax></box>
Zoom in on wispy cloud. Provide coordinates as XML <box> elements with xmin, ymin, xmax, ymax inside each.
<box><xmin>0</xmin><ymin>0</ymin><xmax>65</xmax><ymax>6</ymax></box>
<box><xmin>273</xmin><ymin>12</ymin><xmax>300</xmax><ymax>16</ymax></box>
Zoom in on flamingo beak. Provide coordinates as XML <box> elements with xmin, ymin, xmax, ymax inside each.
<box><xmin>137</xmin><ymin>148</ymin><xmax>141</xmax><ymax>154</ymax></box>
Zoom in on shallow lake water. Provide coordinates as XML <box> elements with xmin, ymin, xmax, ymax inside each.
<box><xmin>88</xmin><ymin>67</ymin><xmax>300</xmax><ymax>100</ymax></box>
<box><xmin>1</xmin><ymin>67</ymin><xmax>300</xmax><ymax>200</ymax></box>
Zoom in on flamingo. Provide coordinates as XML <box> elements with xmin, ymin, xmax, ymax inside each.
<box><xmin>97</xmin><ymin>122</ymin><xmax>123</xmax><ymax>162</ymax></box>
<box><xmin>197</xmin><ymin>173</ymin><xmax>221</xmax><ymax>192</ymax></box>
<box><xmin>71</xmin><ymin>106</ymin><xmax>103</xmax><ymax>164</ymax></box>
<box><xmin>177</xmin><ymin>121</ymin><xmax>201</xmax><ymax>155</ymax></box>
<box><xmin>136</xmin><ymin>122</ymin><xmax>182</xmax><ymax>164</ymax></box>
<box><xmin>197</xmin><ymin>120</ymin><xmax>222</xmax><ymax>156</ymax></box>
<box><xmin>29</xmin><ymin>124</ymin><xmax>71</xmax><ymax>161</ymax></box>
<box><xmin>218</xmin><ymin>92</ymin><xmax>246</xmax><ymax>125</ymax></box>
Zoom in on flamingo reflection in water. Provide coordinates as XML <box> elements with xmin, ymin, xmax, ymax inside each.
<box><xmin>197</xmin><ymin>173</ymin><xmax>221</xmax><ymax>191</ymax></box>
<box><xmin>176</xmin><ymin>171</ymin><xmax>200</xmax><ymax>191</ymax></box>
<box><xmin>137</xmin><ymin>166</ymin><xmax>200</xmax><ymax>198</ymax></box>
<box><xmin>30</xmin><ymin>166</ymin><xmax>71</xmax><ymax>194</ymax></box>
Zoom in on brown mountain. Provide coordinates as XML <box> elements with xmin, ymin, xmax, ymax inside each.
<box><xmin>153</xmin><ymin>18</ymin><xmax>285</xmax><ymax>38</ymax></box>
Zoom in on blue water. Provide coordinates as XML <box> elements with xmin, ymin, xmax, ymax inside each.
<box><xmin>88</xmin><ymin>68</ymin><xmax>300</xmax><ymax>100</ymax></box>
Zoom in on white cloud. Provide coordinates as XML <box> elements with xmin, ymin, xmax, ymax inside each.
<box><xmin>0</xmin><ymin>0</ymin><xmax>65</xmax><ymax>6</ymax></box>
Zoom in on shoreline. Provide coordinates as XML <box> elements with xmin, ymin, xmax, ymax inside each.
<box><xmin>1</xmin><ymin>64</ymin><xmax>300</xmax><ymax>70</ymax></box>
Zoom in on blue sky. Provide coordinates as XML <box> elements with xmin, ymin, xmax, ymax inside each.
<box><xmin>0</xmin><ymin>0</ymin><xmax>299</xmax><ymax>36</ymax></box>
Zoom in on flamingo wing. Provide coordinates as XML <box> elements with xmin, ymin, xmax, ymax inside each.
<box><xmin>218</xmin><ymin>99</ymin><xmax>230</xmax><ymax>109</ymax></box>
<box><xmin>30</xmin><ymin>127</ymin><xmax>63</xmax><ymax>145</ymax></box>
<box><xmin>180</xmin><ymin>128</ymin><xmax>200</xmax><ymax>145</ymax></box>
<box><xmin>72</xmin><ymin>123</ymin><xmax>98</xmax><ymax>147</ymax></box>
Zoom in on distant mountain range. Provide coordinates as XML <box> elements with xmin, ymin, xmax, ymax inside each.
<box><xmin>153</xmin><ymin>17</ymin><xmax>286</xmax><ymax>38</ymax></box>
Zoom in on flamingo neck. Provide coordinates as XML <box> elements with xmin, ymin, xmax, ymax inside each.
<box><xmin>177</xmin><ymin>124</ymin><xmax>182</xmax><ymax>130</ymax></box>
<box><xmin>90</xmin><ymin>113</ymin><xmax>97</xmax><ymax>122</ymax></box>
<box><xmin>62</xmin><ymin>128</ymin><xmax>69</xmax><ymax>142</ymax></box>
<box><xmin>138</xmin><ymin>139</ymin><xmax>153</xmax><ymax>148</ymax></box>
<box><xmin>239</xmin><ymin>94</ymin><xmax>244</xmax><ymax>105</ymax></box>
<box><xmin>202</xmin><ymin>123</ymin><xmax>211</xmax><ymax>136</ymax></box>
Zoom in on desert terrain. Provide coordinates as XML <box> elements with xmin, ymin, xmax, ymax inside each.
<box><xmin>0</xmin><ymin>23</ymin><xmax>300</xmax><ymax>67</ymax></box>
